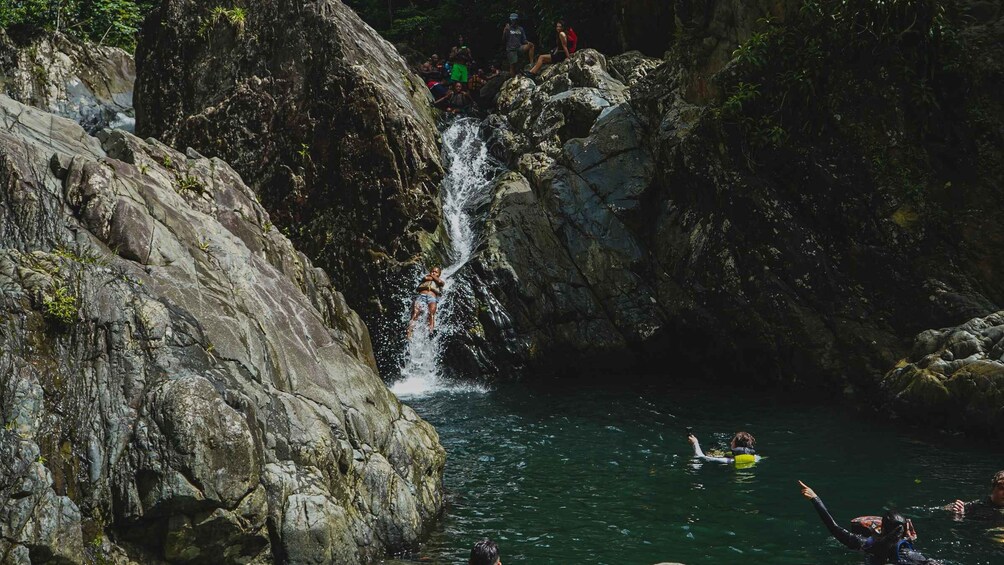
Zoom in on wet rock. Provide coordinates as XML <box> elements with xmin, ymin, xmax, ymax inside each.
<box><xmin>608</xmin><ymin>51</ymin><xmax>663</xmax><ymax>88</ymax></box>
<box><xmin>0</xmin><ymin>95</ymin><xmax>444</xmax><ymax>563</ymax></box>
<box><xmin>0</xmin><ymin>29</ymin><xmax>135</xmax><ymax>132</ymax></box>
<box><xmin>466</xmin><ymin>1</ymin><xmax>1004</xmax><ymax>420</ymax></box>
<box><xmin>884</xmin><ymin>312</ymin><xmax>1004</xmax><ymax>435</ymax></box>
<box><xmin>134</xmin><ymin>0</ymin><xmax>444</xmax><ymax>353</ymax></box>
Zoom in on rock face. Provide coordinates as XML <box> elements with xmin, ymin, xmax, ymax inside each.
<box><xmin>884</xmin><ymin>312</ymin><xmax>1004</xmax><ymax>436</ymax></box>
<box><xmin>0</xmin><ymin>95</ymin><xmax>444</xmax><ymax>563</ymax></box>
<box><xmin>134</xmin><ymin>0</ymin><xmax>444</xmax><ymax>355</ymax></box>
<box><xmin>0</xmin><ymin>29</ymin><xmax>135</xmax><ymax>133</ymax></box>
<box><xmin>462</xmin><ymin>1</ymin><xmax>1004</xmax><ymax>430</ymax></box>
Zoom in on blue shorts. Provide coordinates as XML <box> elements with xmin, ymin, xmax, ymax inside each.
<box><xmin>416</xmin><ymin>294</ymin><xmax>438</xmax><ymax>305</ymax></box>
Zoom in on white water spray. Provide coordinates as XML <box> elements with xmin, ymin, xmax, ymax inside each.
<box><xmin>391</xmin><ymin>118</ymin><xmax>501</xmax><ymax>397</ymax></box>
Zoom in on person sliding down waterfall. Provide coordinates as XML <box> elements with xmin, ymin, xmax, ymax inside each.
<box><xmin>407</xmin><ymin>267</ymin><xmax>446</xmax><ymax>339</ymax></box>
<box><xmin>688</xmin><ymin>431</ymin><xmax>761</xmax><ymax>469</ymax></box>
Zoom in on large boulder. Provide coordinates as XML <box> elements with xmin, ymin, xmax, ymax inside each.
<box><xmin>0</xmin><ymin>95</ymin><xmax>444</xmax><ymax>563</ymax></box>
<box><xmin>134</xmin><ymin>0</ymin><xmax>444</xmax><ymax>358</ymax></box>
<box><xmin>462</xmin><ymin>1</ymin><xmax>1004</xmax><ymax>421</ymax></box>
<box><xmin>884</xmin><ymin>312</ymin><xmax>1004</xmax><ymax>435</ymax></box>
<box><xmin>0</xmin><ymin>29</ymin><xmax>135</xmax><ymax>133</ymax></box>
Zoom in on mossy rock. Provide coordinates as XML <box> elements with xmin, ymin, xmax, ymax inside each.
<box><xmin>947</xmin><ymin>362</ymin><xmax>1004</xmax><ymax>429</ymax></box>
<box><xmin>885</xmin><ymin>366</ymin><xmax>950</xmax><ymax>414</ymax></box>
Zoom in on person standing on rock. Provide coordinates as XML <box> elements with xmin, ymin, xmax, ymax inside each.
<box><xmin>503</xmin><ymin>13</ymin><xmax>534</xmax><ymax>77</ymax></box>
<box><xmin>449</xmin><ymin>35</ymin><xmax>473</xmax><ymax>85</ymax></box>
<box><xmin>946</xmin><ymin>470</ymin><xmax>1004</xmax><ymax>520</ymax></box>
<box><xmin>525</xmin><ymin>19</ymin><xmax>576</xmax><ymax>78</ymax></box>
<box><xmin>407</xmin><ymin>267</ymin><xmax>445</xmax><ymax>339</ymax></box>
<box><xmin>469</xmin><ymin>538</ymin><xmax>501</xmax><ymax>565</ymax></box>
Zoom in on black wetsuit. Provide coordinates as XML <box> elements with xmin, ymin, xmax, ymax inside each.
<box><xmin>959</xmin><ymin>496</ymin><xmax>1004</xmax><ymax>522</ymax></box>
<box><xmin>810</xmin><ymin>497</ymin><xmax>941</xmax><ymax>564</ymax></box>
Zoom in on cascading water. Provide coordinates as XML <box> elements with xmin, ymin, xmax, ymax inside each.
<box><xmin>391</xmin><ymin>118</ymin><xmax>502</xmax><ymax>396</ymax></box>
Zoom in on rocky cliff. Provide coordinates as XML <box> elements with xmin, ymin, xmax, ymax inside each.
<box><xmin>0</xmin><ymin>29</ymin><xmax>135</xmax><ymax>133</ymax></box>
<box><xmin>134</xmin><ymin>0</ymin><xmax>444</xmax><ymax>363</ymax></box>
<box><xmin>460</xmin><ymin>1</ymin><xmax>1004</xmax><ymax>432</ymax></box>
<box><xmin>0</xmin><ymin>95</ymin><xmax>444</xmax><ymax>563</ymax></box>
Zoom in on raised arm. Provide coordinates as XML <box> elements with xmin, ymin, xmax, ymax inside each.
<box><xmin>688</xmin><ymin>434</ymin><xmax>732</xmax><ymax>464</ymax></box>
<box><xmin>799</xmin><ymin>481</ymin><xmax>868</xmax><ymax>550</ymax></box>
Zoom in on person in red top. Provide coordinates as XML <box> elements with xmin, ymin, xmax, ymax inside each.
<box><xmin>525</xmin><ymin>20</ymin><xmax>576</xmax><ymax>77</ymax></box>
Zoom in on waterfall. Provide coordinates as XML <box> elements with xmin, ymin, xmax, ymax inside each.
<box><xmin>391</xmin><ymin>117</ymin><xmax>501</xmax><ymax>397</ymax></box>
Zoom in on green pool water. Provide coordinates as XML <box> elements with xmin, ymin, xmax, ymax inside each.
<box><xmin>391</xmin><ymin>381</ymin><xmax>1004</xmax><ymax>565</ymax></box>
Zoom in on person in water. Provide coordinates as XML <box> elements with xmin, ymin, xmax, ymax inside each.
<box><xmin>407</xmin><ymin>267</ymin><xmax>445</xmax><ymax>338</ymax></box>
<box><xmin>688</xmin><ymin>431</ymin><xmax>760</xmax><ymax>468</ymax></box>
<box><xmin>503</xmin><ymin>13</ymin><xmax>534</xmax><ymax>77</ymax></box>
<box><xmin>468</xmin><ymin>538</ymin><xmax>500</xmax><ymax>565</ymax></box>
<box><xmin>525</xmin><ymin>20</ymin><xmax>576</xmax><ymax>78</ymax></box>
<box><xmin>799</xmin><ymin>480</ymin><xmax>943</xmax><ymax>564</ymax></box>
<box><xmin>947</xmin><ymin>469</ymin><xmax>1004</xmax><ymax>519</ymax></box>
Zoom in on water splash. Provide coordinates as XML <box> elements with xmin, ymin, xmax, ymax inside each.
<box><xmin>391</xmin><ymin>118</ymin><xmax>502</xmax><ymax>397</ymax></box>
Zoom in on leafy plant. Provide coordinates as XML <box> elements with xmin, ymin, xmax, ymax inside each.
<box><xmin>43</xmin><ymin>284</ymin><xmax>78</xmax><ymax>326</ymax></box>
<box><xmin>0</xmin><ymin>0</ymin><xmax>158</xmax><ymax>51</ymax></box>
<box><xmin>176</xmin><ymin>175</ymin><xmax>203</xmax><ymax>194</ymax></box>
<box><xmin>199</xmin><ymin>5</ymin><xmax>247</xmax><ymax>38</ymax></box>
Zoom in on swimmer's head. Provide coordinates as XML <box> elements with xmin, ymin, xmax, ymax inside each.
<box><xmin>991</xmin><ymin>470</ymin><xmax>1004</xmax><ymax>506</ymax></box>
<box><xmin>730</xmin><ymin>431</ymin><xmax>756</xmax><ymax>450</ymax></box>
<box><xmin>469</xmin><ymin>538</ymin><xmax>500</xmax><ymax>565</ymax></box>
<box><xmin>880</xmin><ymin>510</ymin><xmax>908</xmax><ymax>539</ymax></box>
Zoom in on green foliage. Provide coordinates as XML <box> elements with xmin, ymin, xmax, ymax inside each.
<box><xmin>43</xmin><ymin>284</ymin><xmax>78</xmax><ymax>326</ymax></box>
<box><xmin>199</xmin><ymin>5</ymin><xmax>247</xmax><ymax>39</ymax></box>
<box><xmin>0</xmin><ymin>0</ymin><xmax>157</xmax><ymax>51</ymax></box>
<box><xmin>176</xmin><ymin>175</ymin><xmax>204</xmax><ymax>194</ymax></box>
<box><xmin>716</xmin><ymin>0</ymin><xmax>967</xmax><ymax>184</ymax></box>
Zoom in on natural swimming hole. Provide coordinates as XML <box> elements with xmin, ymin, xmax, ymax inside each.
<box><xmin>388</xmin><ymin>381</ymin><xmax>1004</xmax><ymax>565</ymax></box>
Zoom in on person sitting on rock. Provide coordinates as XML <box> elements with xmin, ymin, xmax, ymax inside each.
<box><xmin>449</xmin><ymin>35</ymin><xmax>473</xmax><ymax>85</ymax></box>
<box><xmin>418</xmin><ymin>59</ymin><xmax>440</xmax><ymax>83</ymax></box>
<box><xmin>799</xmin><ymin>481</ymin><xmax>943</xmax><ymax>564</ymax></box>
<box><xmin>947</xmin><ymin>470</ymin><xmax>1004</xmax><ymax>520</ymax></box>
<box><xmin>688</xmin><ymin>430</ymin><xmax>760</xmax><ymax>468</ymax></box>
<box><xmin>468</xmin><ymin>68</ymin><xmax>487</xmax><ymax>92</ymax></box>
<box><xmin>469</xmin><ymin>538</ymin><xmax>500</xmax><ymax>565</ymax></box>
<box><xmin>503</xmin><ymin>13</ymin><xmax>534</xmax><ymax>76</ymax></box>
<box><xmin>407</xmin><ymin>267</ymin><xmax>445</xmax><ymax>339</ymax></box>
<box><xmin>524</xmin><ymin>19</ymin><xmax>577</xmax><ymax>78</ymax></box>
<box><xmin>435</xmin><ymin>82</ymin><xmax>475</xmax><ymax>115</ymax></box>
<box><xmin>430</xmin><ymin>54</ymin><xmax>446</xmax><ymax>79</ymax></box>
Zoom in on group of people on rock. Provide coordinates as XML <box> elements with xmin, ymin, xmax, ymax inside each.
<box><xmin>458</xmin><ymin>433</ymin><xmax>1003</xmax><ymax>565</ymax></box>
<box><xmin>415</xmin><ymin>13</ymin><xmax>581</xmax><ymax>115</ymax></box>
<box><xmin>417</xmin><ymin>36</ymin><xmax>498</xmax><ymax>115</ymax></box>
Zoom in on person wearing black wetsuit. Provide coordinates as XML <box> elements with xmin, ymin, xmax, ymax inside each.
<box><xmin>947</xmin><ymin>469</ymin><xmax>1004</xmax><ymax>521</ymax></box>
<box><xmin>798</xmin><ymin>480</ymin><xmax>943</xmax><ymax>565</ymax></box>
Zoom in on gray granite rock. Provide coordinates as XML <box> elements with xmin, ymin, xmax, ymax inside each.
<box><xmin>134</xmin><ymin>0</ymin><xmax>445</xmax><ymax>360</ymax></box>
<box><xmin>0</xmin><ymin>30</ymin><xmax>135</xmax><ymax>132</ymax></box>
<box><xmin>884</xmin><ymin>312</ymin><xmax>1004</xmax><ymax>434</ymax></box>
<box><xmin>0</xmin><ymin>95</ymin><xmax>444</xmax><ymax>564</ymax></box>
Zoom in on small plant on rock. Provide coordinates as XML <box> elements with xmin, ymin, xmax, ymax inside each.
<box><xmin>176</xmin><ymin>175</ymin><xmax>204</xmax><ymax>194</ymax></box>
<box><xmin>43</xmin><ymin>285</ymin><xmax>78</xmax><ymax>326</ymax></box>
